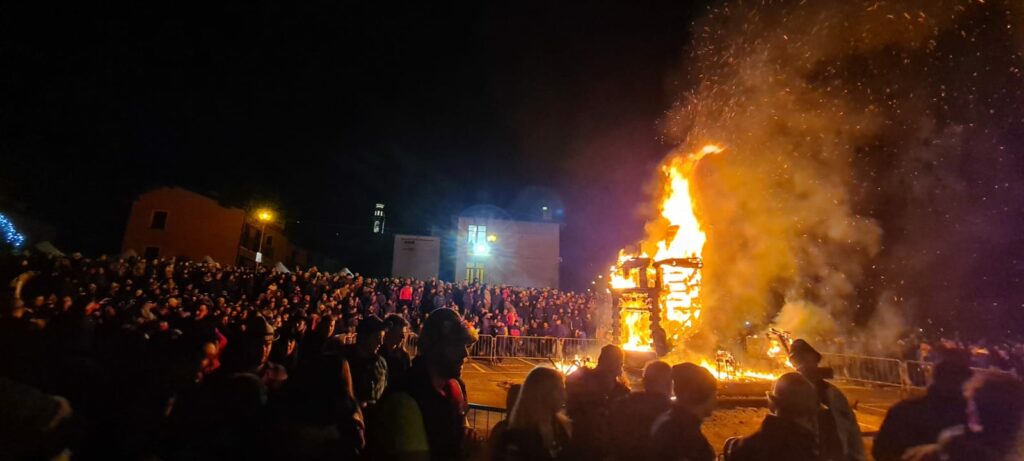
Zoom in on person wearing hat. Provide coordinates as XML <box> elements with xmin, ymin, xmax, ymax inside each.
<box><xmin>789</xmin><ymin>339</ymin><xmax>865</xmax><ymax>461</ymax></box>
<box><xmin>726</xmin><ymin>372</ymin><xmax>823</xmax><ymax>461</ymax></box>
<box><xmin>367</xmin><ymin>308</ymin><xmax>478</xmax><ymax>461</ymax></box>
<box><xmin>341</xmin><ymin>315</ymin><xmax>389</xmax><ymax>406</ymax></box>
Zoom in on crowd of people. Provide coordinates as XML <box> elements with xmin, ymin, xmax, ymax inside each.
<box><xmin>0</xmin><ymin>251</ymin><xmax>595</xmax><ymax>460</ymax></box>
<box><xmin>492</xmin><ymin>340</ymin><xmax>1023</xmax><ymax>461</ymax></box>
<box><xmin>1</xmin><ymin>250</ymin><xmax>1023</xmax><ymax>461</ymax></box>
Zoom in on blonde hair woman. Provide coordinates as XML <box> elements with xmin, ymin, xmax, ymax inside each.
<box><xmin>497</xmin><ymin>367</ymin><xmax>572</xmax><ymax>460</ymax></box>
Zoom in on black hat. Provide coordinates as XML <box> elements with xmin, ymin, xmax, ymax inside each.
<box><xmin>788</xmin><ymin>339</ymin><xmax>822</xmax><ymax>364</ymax></box>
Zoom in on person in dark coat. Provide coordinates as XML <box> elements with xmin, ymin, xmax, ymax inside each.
<box><xmin>648</xmin><ymin>363</ymin><xmax>718</xmax><ymax>461</ymax></box>
<box><xmin>608</xmin><ymin>360</ymin><xmax>672</xmax><ymax>461</ymax></box>
<box><xmin>902</xmin><ymin>373</ymin><xmax>1024</xmax><ymax>461</ymax></box>
<box><xmin>873</xmin><ymin>351</ymin><xmax>972</xmax><ymax>461</ymax></box>
<box><xmin>790</xmin><ymin>339</ymin><xmax>865</xmax><ymax>461</ymax></box>
<box><xmin>565</xmin><ymin>345</ymin><xmax>630</xmax><ymax>460</ymax></box>
<box><xmin>382</xmin><ymin>314</ymin><xmax>412</xmax><ymax>386</ymax></box>
<box><xmin>727</xmin><ymin>372</ymin><xmax>823</xmax><ymax>461</ymax></box>
<box><xmin>340</xmin><ymin>315</ymin><xmax>388</xmax><ymax>406</ymax></box>
<box><xmin>366</xmin><ymin>308</ymin><xmax>477</xmax><ymax>461</ymax></box>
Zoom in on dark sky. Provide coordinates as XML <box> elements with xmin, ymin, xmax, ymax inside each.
<box><xmin>0</xmin><ymin>1</ymin><xmax>710</xmax><ymax>289</ymax></box>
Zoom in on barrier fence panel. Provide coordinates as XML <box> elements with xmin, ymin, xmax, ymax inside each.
<box><xmin>821</xmin><ymin>353</ymin><xmax>905</xmax><ymax>387</ymax></box>
<box><xmin>466</xmin><ymin>403</ymin><xmax>507</xmax><ymax>442</ymax></box>
<box><xmin>468</xmin><ymin>335</ymin><xmax>495</xmax><ymax>359</ymax></box>
<box><xmin>491</xmin><ymin>335</ymin><xmax>560</xmax><ymax>360</ymax></box>
<box><xmin>560</xmin><ymin>338</ymin><xmax>601</xmax><ymax>361</ymax></box>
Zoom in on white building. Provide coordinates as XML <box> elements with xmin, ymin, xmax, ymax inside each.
<box><xmin>454</xmin><ymin>216</ymin><xmax>560</xmax><ymax>288</ymax></box>
<box><xmin>391</xmin><ymin>234</ymin><xmax>440</xmax><ymax>280</ymax></box>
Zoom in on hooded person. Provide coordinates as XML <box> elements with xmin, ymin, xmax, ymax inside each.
<box><xmin>367</xmin><ymin>308</ymin><xmax>478</xmax><ymax>461</ymax></box>
<box><xmin>789</xmin><ymin>339</ymin><xmax>865</xmax><ymax>461</ymax></box>
<box><xmin>726</xmin><ymin>372</ymin><xmax>824</xmax><ymax>461</ymax></box>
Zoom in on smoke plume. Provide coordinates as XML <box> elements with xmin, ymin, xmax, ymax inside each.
<box><xmin>653</xmin><ymin>0</ymin><xmax>1024</xmax><ymax>347</ymax></box>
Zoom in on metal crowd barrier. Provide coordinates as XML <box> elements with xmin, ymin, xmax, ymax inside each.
<box><xmin>821</xmin><ymin>353</ymin><xmax>905</xmax><ymax>387</ymax></box>
<box><xmin>837</xmin><ymin>355</ymin><xmax>1019</xmax><ymax>390</ymax></box>
<box><xmin>482</xmin><ymin>335</ymin><xmax>601</xmax><ymax>362</ymax></box>
<box><xmin>466</xmin><ymin>403</ymin><xmax>508</xmax><ymax>442</ymax></box>
<box><xmin>402</xmin><ymin>333</ymin><xmax>600</xmax><ymax>364</ymax></box>
<box><xmin>903</xmin><ymin>360</ymin><xmax>933</xmax><ymax>388</ymax></box>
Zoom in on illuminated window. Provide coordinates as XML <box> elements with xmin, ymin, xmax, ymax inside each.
<box><xmin>467</xmin><ymin>224</ymin><xmax>486</xmax><ymax>245</ymax></box>
<box><xmin>465</xmin><ymin>263</ymin><xmax>485</xmax><ymax>283</ymax></box>
<box><xmin>467</xmin><ymin>225</ymin><xmax>489</xmax><ymax>255</ymax></box>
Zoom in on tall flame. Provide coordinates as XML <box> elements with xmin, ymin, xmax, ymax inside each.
<box><xmin>612</xmin><ymin>144</ymin><xmax>722</xmax><ymax>353</ymax></box>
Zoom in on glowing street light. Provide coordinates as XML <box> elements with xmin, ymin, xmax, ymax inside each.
<box><xmin>254</xmin><ymin>208</ymin><xmax>275</xmax><ymax>266</ymax></box>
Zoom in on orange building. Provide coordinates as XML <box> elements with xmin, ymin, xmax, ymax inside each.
<box><xmin>121</xmin><ymin>187</ymin><xmax>307</xmax><ymax>267</ymax></box>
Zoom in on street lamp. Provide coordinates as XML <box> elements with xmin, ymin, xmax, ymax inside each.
<box><xmin>255</xmin><ymin>209</ymin><xmax>274</xmax><ymax>266</ymax></box>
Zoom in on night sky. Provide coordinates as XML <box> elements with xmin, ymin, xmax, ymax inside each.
<box><xmin>3</xmin><ymin>1</ymin><xmax>1023</xmax><ymax>339</ymax></box>
<box><xmin>1</xmin><ymin>1</ymin><xmax>709</xmax><ymax>288</ymax></box>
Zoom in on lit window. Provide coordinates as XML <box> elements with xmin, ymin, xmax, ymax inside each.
<box><xmin>468</xmin><ymin>225</ymin><xmax>486</xmax><ymax>244</ymax></box>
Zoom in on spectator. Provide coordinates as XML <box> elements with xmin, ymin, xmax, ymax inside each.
<box><xmin>553</xmin><ymin>318</ymin><xmax>569</xmax><ymax>338</ymax></box>
<box><xmin>790</xmin><ymin>339</ymin><xmax>866</xmax><ymax>461</ymax></box>
<box><xmin>367</xmin><ymin>308</ymin><xmax>477</xmax><ymax>460</ymax></box>
<box><xmin>873</xmin><ymin>351</ymin><xmax>972</xmax><ymax>461</ymax></box>
<box><xmin>566</xmin><ymin>345</ymin><xmax>630</xmax><ymax>460</ymax></box>
<box><xmin>382</xmin><ymin>314</ymin><xmax>412</xmax><ymax>386</ymax></box>
<box><xmin>609</xmin><ymin>360</ymin><xmax>673</xmax><ymax>461</ymax></box>
<box><xmin>902</xmin><ymin>373</ymin><xmax>1024</xmax><ymax>461</ymax></box>
<box><xmin>269</xmin><ymin>354</ymin><xmax>364</xmax><ymax>460</ymax></box>
<box><xmin>648</xmin><ymin>363</ymin><xmax>717</xmax><ymax>461</ymax></box>
<box><xmin>726</xmin><ymin>372</ymin><xmax>822</xmax><ymax>461</ymax></box>
<box><xmin>488</xmin><ymin>383</ymin><xmax>523</xmax><ymax>459</ymax></box>
<box><xmin>494</xmin><ymin>367</ymin><xmax>571</xmax><ymax>460</ymax></box>
<box><xmin>339</xmin><ymin>315</ymin><xmax>388</xmax><ymax>406</ymax></box>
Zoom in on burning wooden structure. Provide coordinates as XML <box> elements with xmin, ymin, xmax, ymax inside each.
<box><xmin>609</xmin><ymin>254</ymin><xmax>703</xmax><ymax>358</ymax></box>
<box><xmin>606</xmin><ymin>144</ymin><xmax>792</xmax><ymax>384</ymax></box>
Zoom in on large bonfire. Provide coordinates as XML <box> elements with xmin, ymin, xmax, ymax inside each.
<box><xmin>609</xmin><ymin>144</ymin><xmax>789</xmax><ymax>382</ymax></box>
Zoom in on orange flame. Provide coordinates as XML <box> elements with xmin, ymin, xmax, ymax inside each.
<box><xmin>612</xmin><ymin>144</ymin><xmax>722</xmax><ymax>353</ymax></box>
<box><xmin>699</xmin><ymin>358</ymin><xmax>782</xmax><ymax>382</ymax></box>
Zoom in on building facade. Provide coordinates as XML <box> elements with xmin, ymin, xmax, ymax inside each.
<box><xmin>453</xmin><ymin>216</ymin><xmax>560</xmax><ymax>288</ymax></box>
<box><xmin>122</xmin><ymin>187</ymin><xmax>307</xmax><ymax>267</ymax></box>
<box><xmin>391</xmin><ymin>234</ymin><xmax>440</xmax><ymax>280</ymax></box>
